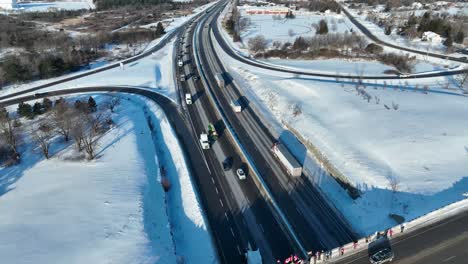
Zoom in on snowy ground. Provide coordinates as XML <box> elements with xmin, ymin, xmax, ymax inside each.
<box><xmin>0</xmin><ymin>38</ymin><xmax>176</xmax><ymax>101</ymax></box>
<box><xmin>214</xmin><ymin>39</ymin><xmax>468</xmax><ymax>235</ymax></box>
<box><xmin>15</xmin><ymin>0</ymin><xmax>95</xmax><ymax>11</ymax></box>
<box><xmin>0</xmin><ymin>94</ymin><xmax>215</xmax><ymax>263</ymax></box>
<box><xmin>233</xmin><ymin>5</ymin><xmax>358</xmax><ymax>52</ymax></box>
<box><xmin>340</xmin><ymin>2</ymin><xmax>467</xmax><ymax>56</ymax></box>
<box><xmin>220</xmin><ymin>4</ymin><xmax>455</xmax><ymax>75</ymax></box>
<box><xmin>0</xmin><ymin>1</ymin><xmax>218</xmax><ymax>100</ymax></box>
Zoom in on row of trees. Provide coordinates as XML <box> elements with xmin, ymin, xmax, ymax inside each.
<box><xmin>249</xmin><ymin>31</ymin><xmax>414</xmax><ymax>73</ymax></box>
<box><xmin>0</xmin><ymin>96</ymin><xmax>117</xmax><ymax>166</ymax></box>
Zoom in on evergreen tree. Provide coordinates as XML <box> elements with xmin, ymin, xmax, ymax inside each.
<box><xmin>443</xmin><ymin>35</ymin><xmax>453</xmax><ymax>47</ymax></box>
<box><xmin>155</xmin><ymin>22</ymin><xmax>165</xmax><ymax>35</ymax></box>
<box><xmin>33</xmin><ymin>102</ymin><xmax>43</xmax><ymax>116</ymax></box>
<box><xmin>317</xmin><ymin>19</ymin><xmax>328</xmax><ymax>35</ymax></box>
<box><xmin>17</xmin><ymin>102</ymin><xmax>33</xmax><ymax>119</ymax></box>
<box><xmin>454</xmin><ymin>31</ymin><xmax>465</xmax><ymax>44</ymax></box>
<box><xmin>88</xmin><ymin>96</ymin><xmax>97</xmax><ymax>112</ymax></box>
<box><xmin>42</xmin><ymin>98</ymin><xmax>53</xmax><ymax>112</ymax></box>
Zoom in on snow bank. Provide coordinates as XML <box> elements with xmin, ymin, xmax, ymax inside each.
<box><xmin>125</xmin><ymin>95</ymin><xmax>217</xmax><ymax>263</ymax></box>
<box><xmin>0</xmin><ymin>96</ymin><xmax>176</xmax><ymax>264</ymax></box>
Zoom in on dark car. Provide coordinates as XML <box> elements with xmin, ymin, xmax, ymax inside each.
<box><xmin>222</xmin><ymin>157</ymin><xmax>233</xmax><ymax>171</ymax></box>
<box><xmin>369</xmin><ymin>248</ymin><xmax>394</xmax><ymax>264</ymax></box>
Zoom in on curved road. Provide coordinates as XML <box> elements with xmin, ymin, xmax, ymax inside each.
<box><xmin>211</xmin><ymin>3</ymin><xmax>468</xmax><ymax>80</ymax></box>
<box><xmin>0</xmin><ymin>86</ymin><xmax>243</xmax><ymax>263</ymax></box>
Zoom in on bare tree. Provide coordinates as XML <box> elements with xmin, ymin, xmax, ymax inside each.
<box><xmin>289</xmin><ymin>102</ymin><xmax>302</xmax><ymax>117</ymax></box>
<box><xmin>109</xmin><ymin>97</ymin><xmax>121</xmax><ymax>113</ymax></box>
<box><xmin>0</xmin><ymin>108</ymin><xmax>19</xmax><ymax>156</ymax></box>
<box><xmin>455</xmin><ymin>69</ymin><xmax>468</xmax><ymax>93</ymax></box>
<box><xmin>33</xmin><ymin>121</ymin><xmax>54</xmax><ymax>159</ymax></box>
<box><xmin>52</xmin><ymin>100</ymin><xmax>74</xmax><ymax>142</ymax></box>
<box><xmin>70</xmin><ymin>115</ymin><xmax>85</xmax><ymax>152</ymax></box>
<box><xmin>388</xmin><ymin>175</ymin><xmax>399</xmax><ymax>193</ymax></box>
<box><xmin>248</xmin><ymin>35</ymin><xmax>268</xmax><ymax>53</ymax></box>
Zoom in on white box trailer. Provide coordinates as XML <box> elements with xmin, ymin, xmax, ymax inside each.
<box><xmin>214</xmin><ymin>73</ymin><xmax>225</xmax><ymax>88</ymax></box>
<box><xmin>271</xmin><ymin>142</ymin><xmax>302</xmax><ymax>177</ymax></box>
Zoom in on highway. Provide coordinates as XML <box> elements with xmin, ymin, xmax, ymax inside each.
<box><xmin>194</xmin><ymin>1</ymin><xmax>358</xmax><ymax>258</ymax></box>
<box><xmin>333</xmin><ymin>210</ymin><xmax>468</xmax><ymax>264</ymax></box>
<box><xmin>1</xmin><ymin>2</ymin><xmax>467</xmax><ymax>263</ymax></box>
<box><xmin>176</xmin><ymin>12</ymin><xmax>300</xmax><ymax>263</ymax></box>
<box><xmin>210</xmin><ymin>3</ymin><xmax>468</xmax><ymax>80</ymax></box>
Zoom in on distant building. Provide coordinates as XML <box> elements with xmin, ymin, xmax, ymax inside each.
<box><xmin>422</xmin><ymin>31</ymin><xmax>442</xmax><ymax>43</ymax></box>
<box><xmin>0</xmin><ymin>0</ymin><xmax>16</xmax><ymax>9</ymax></box>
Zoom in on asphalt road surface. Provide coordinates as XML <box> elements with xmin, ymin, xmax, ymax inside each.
<box><xmin>334</xmin><ymin>209</ymin><xmax>468</xmax><ymax>264</ymax></box>
<box><xmin>197</xmin><ymin>2</ymin><xmax>359</xmax><ymax>257</ymax></box>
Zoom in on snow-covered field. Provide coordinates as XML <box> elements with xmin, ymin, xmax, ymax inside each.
<box><xmin>0</xmin><ymin>95</ymin><xmax>215</xmax><ymax>263</ymax></box>
<box><xmin>15</xmin><ymin>0</ymin><xmax>95</xmax><ymax>11</ymax></box>
<box><xmin>233</xmin><ymin>5</ymin><xmax>357</xmax><ymax>51</ymax></box>
<box><xmin>214</xmin><ymin>38</ymin><xmax>468</xmax><ymax>235</ymax></box>
<box><xmin>220</xmin><ymin>4</ymin><xmax>455</xmax><ymax>75</ymax></box>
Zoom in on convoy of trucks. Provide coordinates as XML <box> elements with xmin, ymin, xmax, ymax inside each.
<box><xmin>271</xmin><ymin>142</ymin><xmax>302</xmax><ymax>177</ymax></box>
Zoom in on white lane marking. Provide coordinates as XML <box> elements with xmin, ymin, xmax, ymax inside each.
<box><xmin>295</xmin><ymin>207</ymin><xmax>303</xmax><ymax>217</ymax></box>
<box><xmin>211</xmin><ymin>177</ymin><xmax>215</xmax><ymax>184</ymax></box>
<box><xmin>215</xmin><ymin>187</ymin><xmax>219</xmax><ymax>194</ymax></box>
<box><xmin>230</xmin><ymin>227</ymin><xmax>235</xmax><ymax>237</ymax></box>
<box><xmin>219</xmin><ymin>199</ymin><xmax>224</xmax><ymax>207</ymax></box>
<box><xmin>259</xmin><ymin>224</ymin><xmax>265</xmax><ymax>233</ymax></box>
<box><xmin>237</xmin><ymin>245</ymin><xmax>242</xmax><ymax>255</ymax></box>
<box><xmin>224</xmin><ymin>212</ymin><xmax>228</xmax><ymax>220</ymax></box>
<box><xmin>443</xmin><ymin>256</ymin><xmax>456</xmax><ymax>262</ymax></box>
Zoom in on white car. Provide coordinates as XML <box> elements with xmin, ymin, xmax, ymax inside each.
<box><xmin>236</xmin><ymin>168</ymin><xmax>246</xmax><ymax>180</ymax></box>
<box><xmin>185</xmin><ymin>93</ymin><xmax>192</xmax><ymax>105</ymax></box>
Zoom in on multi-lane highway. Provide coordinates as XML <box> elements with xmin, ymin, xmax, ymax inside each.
<box><xmin>333</xmin><ymin>210</ymin><xmax>468</xmax><ymax>264</ymax></box>
<box><xmin>176</xmin><ymin>14</ymin><xmax>301</xmax><ymax>263</ymax></box>
<box><xmin>1</xmin><ymin>1</ymin><xmax>467</xmax><ymax>263</ymax></box>
<box><xmin>192</xmin><ymin>1</ymin><xmax>359</xmax><ymax>258</ymax></box>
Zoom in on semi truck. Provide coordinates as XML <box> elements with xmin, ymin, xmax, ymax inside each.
<box><xmin>214</xmin><ymin>73</ymin><xmax>225</xmax><ymax>88</ymax></box>
<box><xmin>271</xmin><ymin>142</ymin><xmax>302</xmax><ymax>177</ymax></box>
<box><xmin>199</xmin><ymin>133</ymin><xmax>210</xmax><ymax>149</ymax></box>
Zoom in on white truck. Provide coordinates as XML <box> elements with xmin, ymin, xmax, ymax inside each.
<box><xmin>185</xmin><ymin>93</ymin><xmax>192</xmax><ymax>105</ymax></box>
<box><xmin>231</xmin><ymin>99</ymin><xmax>242</xmax><ymax>113</ymax></box>
<box><xmin>199</xmin><ymin>133</ymin><xmax>210</xmax><ymax>149</ymax></box>
<box><xmin>178</xmin><ymin>59</ymin><xmax>183</xmax><ymax>67</ymax></box>
<box><xmin>214</xmin><ymin>73</ymin><xmax>225</xmax><ymax>88</ymax></box>
<box><xmin>271</xmin><ymin>142</ymin><xmax>302</xmax><ymax>177</ymax></box>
